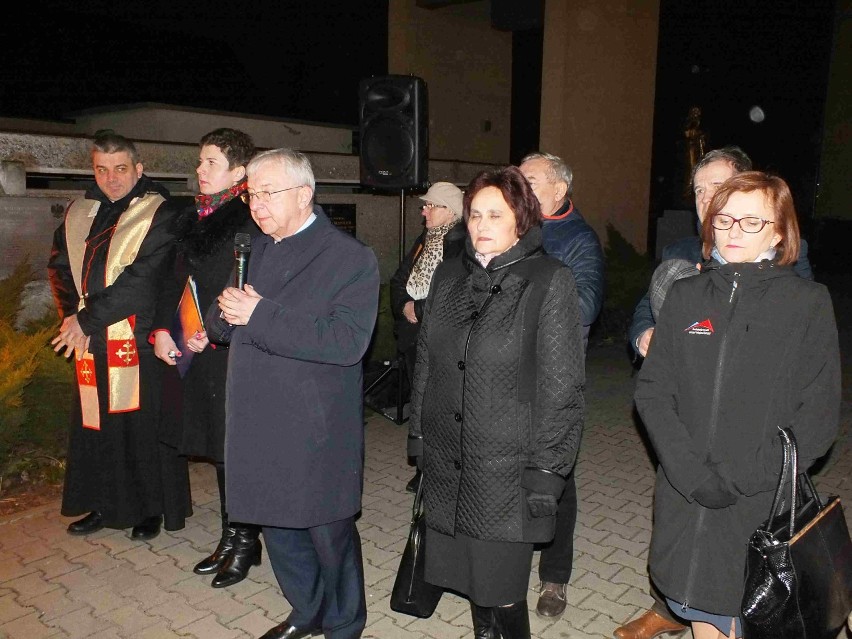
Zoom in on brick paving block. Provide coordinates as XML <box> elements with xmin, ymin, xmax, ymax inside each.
<box><xmin>625</xmin><ymin>513</ymin><xmax>653</xmax><ymax>532</ymax></box>
<box><xmin>0</xmin><ymin>591</ymin><xmax>35</xmax><ymax>623</ymax></box>
<box><xmin>139</xmin><ymin>559</ymin><xmax>195</xmax><ymax>589</ymax></box>
<box><xmin>158</xmin><ymin>541</ymin><xmax>208</xmax><ymax>570</ymax></box>
<box><xmin>574</xmin><ymin>537</ymin><xmax>615</xmax><ymax>562</ymax></box>
<box><xmin>165</xmin><ymin>574</ymin><xmax>226</xmax><ymax>605</ymax></box>
<box><xmin>552</xmin><ymin>604</ymin><xmax>598</xmax><ymax>631</ymax></box>
<box><xmin>11</xmin><ymin>541</ymin><xmax>59</xmax><ymax>566</ymax></box>
<box><xmin>573</xmin><ymin>573</ymin><xmax>629</xmax><ymax>602</ymax></box>
<box><xmin>605</xmin><ymin>548</ymin><xmax>648</xmax><ymax>576</ymax></box>
<box><xmin>97</xmin><ymin>531</ymin><xmax>140</xmax><ymax>557</ymax></box>
<box><xmin>195</xmin><ymin>592</ymin><xmax>260</xmax><ymax>625</ymax></box>
<box><xmin>572</xmin><ymin>553</ymin><xmax>620</xmax><ymax>580</ymax></box>
<box><xmin>585</xmin><ymin>493</ymin><xmax>631</xmax><ymax>512</ymax></box>
<box><xmin>96</xmin><ymin>602</ymin><xmax>161</xmax><ymax>635</ymax></box>
<box><xmin>25</xmin><ymin>588</ymin><xmax>87</xmax><ymax>621</ymax></box>
<box><xmin>595</xmin><ymin>517</ymin><xmax>642</xmax><ymax>541</ymax></box>
<box><xmin>578</xmin><ymin>592</ymin><xmax>637</xmax><ymax>626</ymax></box>
<box><xmin>616</xmin><ymin>587</ymin><xmax>654</xmax><ymax>611</ymax></box>
<box><xmin>599</xmin><ymin>532</ymin><xmax>648</xmax><ymax>558</ymax></box>
<box><xmin>147</xmin><ymin>595</ymin><xmax>207</xmax><ymax>628</ymax></box>
<box><xmin>53</xmin><ymin>536</ymin><xmax>107</xmax><ymax>562</ymax></box>
<box><xmin>69</xmin><ymin>548</ymin><xmax>129</xmax><ymax>576</ymax></box>
<box><xmin>407</xmin><ymin>613</ymin><xmax>466</xmax><ymax>639</ymax></box>
<box><xmin>630</xmin><ymin>527</ymin><xmax>651</xmax><ymax>546</ymax></box>
<box><xmin>583</xmin><ymin>611</ymin><xmax>625</xmax><ymax>637</ymax></box>
<box><xmin>53</xmin><ymin>568</ymin><xmax>103</xmax><ymax>593</ymax></box>
<box><xmin>124</xmin><ymin>621</ymin><xmax>185</xmax><ymax>638</ymax></box>
<box><xmin>360</xmin><ymin>524</ymin><xmax>404</xmax><ymax>550</ymax></box>
<box><xmin>610</xmin><ymin>566</ymin><xmax>651</xmax><ymax>592</ymax></box>
<box><xmin>362</xmin><ymin>615</ymin><xmax>427</xmax><ymax>639</ymax></box>
<box><xmin>51</xmin><ymin>605</ymin><xmax>117</xmax><ymax>638</ymax></box>
<box><xmin>213</xmin><ymin>575</ymin><xmax>269</xmax><ymax>601</ymax></box>
<box><xmin>0</xmin><ymin>522</ymin><xmax>42</xmax><ymax>551</ymax></box>
<box><xmin>540</xmin><ymin>621</ymin><xmax>608</xmax><ymax>639</ymax></box>
<box><xmin>67</xmin><ymin>584</ymin><xmax>131</xmax><ymax>615</ymax></box>
<box><xmin>563</xmin><ymin>584</ymin><xmax>595</xmax><ymax>608</ymax></box>
<box><xmin>0</xmin><ymin>554</ymin><xmax>39</xmax><ymax>583</ymax></box>
<box><xmin>587</xmin><ymin>505</ymin><xmax>634</xmax><ymax>526</ymax></box>
<box><xmin>180</xmin><ymin>612</ymin><xmax>246</xmax><ymax>639</ymax></box>
<box><xmin>573</xmin><ymin>522</ymin><xmax>609</xmax><ymax>545</ymax></box>
<box><xmin>115</xmin><ymin>545</ymin><xmax>168</xmax><ymax>571</ymax></box>
<box><xmin>0</xmin><ymin>610</ymin><xmax>61</xmax><ymax>639</ymax></box>
<box><xmin>169</xmin><ymin>524</ymin><xmax>220</xmax><ymax>551</ymax></box>
<box><xmin>363</xmin><ymin>561</ymin><xmax>396</xmax><ymax>589</ymax></box>
<box><xmin>227</xmin><ymin>608</ymin><xmax>279</xmax><ymax>637</ymax></box>
<box><xmin>30</xmin><ymin>554</ymin><xmax>82</xmax><ymax>580</ymax></box>
<box><xmin>7</xmin><ymin>571</ymin><xmax>61</xmax><ymax>600</ymax></box>
<box><xmin>243</xmin><ymin>586</ymin><xmax>290</xmax><ymax>617</ymax></box>
<box><xmin>361</xmin><ymin>541</ymin><xmax>400</xmax><ymax>570</ymax></box>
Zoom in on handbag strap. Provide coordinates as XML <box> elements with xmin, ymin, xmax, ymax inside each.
<box><xmin>411</xmin><ymin>471</ymin><xmax>426</xmax><ymax>522</ymax></box>
<box><xmin>766</xmin><ymin>427</ymin><xmax>793</xmax><ymax>534</ymax></box>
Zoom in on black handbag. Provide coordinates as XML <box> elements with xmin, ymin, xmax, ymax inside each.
<box><xmin>390</xmin><ymin>472</ymin><xmax>443</xmax><ymax>618</ymax></box>
<box><xmin>742</xmin><ymin>428</ymin><xmax>852</xmax><ymax>639</ymax></box>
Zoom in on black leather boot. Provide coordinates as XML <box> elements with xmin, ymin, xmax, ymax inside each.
<box><xmin>470</xmin><ymin>601</ymin><xmax>499</xmax><ymax>639</ymax></box>
<box><xmin>211</xmin><ymin>524</ymin><xmax>261</xmax><ymax>588</ymax></box>
<box><xmin>194</xmin><ymin>513</ymin><xmax>236</xmax><ymax>575</ymax></box>
<box><xmin>493</xmin><ymin>600</ymin><xmax>531</xmax><ymax>639</ymax></box>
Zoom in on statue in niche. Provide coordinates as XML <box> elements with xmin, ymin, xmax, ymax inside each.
<box><xmin>681</xmin><ymin>106</ymin><xmax>707</xmax><ymax>203</ymax></box>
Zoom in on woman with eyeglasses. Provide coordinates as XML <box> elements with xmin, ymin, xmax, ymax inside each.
<box><xmin>151</xmin><ymin>128</ymin><xmax>263</xmax><ymax>588</ymax></box>
<box><xmin>635</xmin><ymin>172</ymin><xmax>840</xmax><ymax>639</ymax></box>
<box><xmin>389</xmin><ymin>182</ymin><xmax>466</xmax><ymax>491</ymax></box>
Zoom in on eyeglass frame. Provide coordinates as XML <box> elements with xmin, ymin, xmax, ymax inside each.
<box><xmin>240</xmin><ymin>184</ymin><xmax>304</xmax><ymax>205</ymax></box>
<box><xmin>710</xmin><ymin>213</ymin><xmax>775</xmax><ymax>234</ymax></box>
<box><xmin>421</xmin><ymin>202</ymin><xmax>446</xmax><ymax>210</ymax></box>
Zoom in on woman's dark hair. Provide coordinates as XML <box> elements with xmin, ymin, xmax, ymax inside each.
<box><xmin>463</xmin><ymin>166</ymin><xmax>541</xmax><ymax>237</ymax></box>
<box><xmin>701</xmin><ymin>171</ymin><xmax>800</xmax><ymax>265</ymax></box>
<box><xmin>199</xmin><ymin>128</ymin><xmax>256</xmax><ymax>169</ymax></box>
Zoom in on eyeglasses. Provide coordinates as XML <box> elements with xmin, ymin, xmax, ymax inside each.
<box><xmin>240</xmin><ymin>185</ymin><xmax>303</xmax><ymax>205</ymax></box>
<box><xmin>422</xmin><ymin>202</ymin><xmax>445</xmax><ymax>210</ymax></box>
<box><xmin>711</xmin><ymin>213</ymin><xmax>775</xmax><ymax>234</ymax></box>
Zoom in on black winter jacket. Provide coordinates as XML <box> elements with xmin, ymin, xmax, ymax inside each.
<box><xmin>635</xmin><ymin>260</ymin><xmax>840</xmax><ymax>616</ymax></box>
<box><xmin>409</xmin><ymin>227</ymin><xmax>585</xmax><ymax>543</ymax></box>
<box><xmin>389</xmin><ymin>222</ymin><xmax>466</xmax><ymax>352</ymax></box>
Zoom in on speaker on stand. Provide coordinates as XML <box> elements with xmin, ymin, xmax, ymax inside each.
<box><xmin>359</xmin><ymin>74</ymin><xmax>428</xmax><ymax>425</ymax></box>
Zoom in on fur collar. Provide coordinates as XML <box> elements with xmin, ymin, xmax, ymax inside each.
<box><xmin>176</xmin><ymin>198</ymin><xmax>253</xmax><ymax>266</ymax></box>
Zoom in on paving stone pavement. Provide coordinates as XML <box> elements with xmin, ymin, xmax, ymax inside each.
<box><xmin>1</xmin><ymin>342</ymin><xmax>850</xmax><ymax>639</ymax></box>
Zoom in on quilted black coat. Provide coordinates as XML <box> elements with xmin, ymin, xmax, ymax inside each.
<box><xmin>408</xmin><ymin>227</ymin><xmax>585</xmax><ymax>543</ymax></box>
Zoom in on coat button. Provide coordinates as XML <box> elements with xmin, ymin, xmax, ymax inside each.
<box><xmin>454</xmin><ymin>460</ymin><xmax>462</xmax><ymax>470</ymax></box>
<box><xmin>454</xmin><ymin>413</ymin><xmax>462</xmax><ymax>422</ymax></box>
<box><xmin>457</xmin><ymin>361</ymin><xmax>465</xmax><ymax>370</ymax></box>
<box><xmin>490</xmin><ymin>284</ymin><xmax>501</xmax><ymax>294</ymax></box>
<box><xmin>470</xmin><ymin>311</ymin><xmax>479</xmax><ymax>320</ymax></box>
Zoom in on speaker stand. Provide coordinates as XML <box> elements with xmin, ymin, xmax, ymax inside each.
<box><xmin>364</xmin><ymin>352</ymin><xmax>409</xmax><ymax>425</ymax></box>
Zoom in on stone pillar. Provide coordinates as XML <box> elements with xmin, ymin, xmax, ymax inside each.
<box><xmin>0</xmin><ymin>161</ymin><xmax>26</xmax><ymax>195</ymax></box>
<box><xmin>539</xmin><ymin>0</ymin><xmax>660</xmax><ymax>252</ymax></box>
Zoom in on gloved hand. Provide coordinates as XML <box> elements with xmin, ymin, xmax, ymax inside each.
<box><xmin>692</xmin><ymin>466</ymin><xmax>738</xmax><ymax>509</ymax></box>
<box><xmin>526</xmin><ymin>492</ymin><xmax>558</xmax><ymax>518</ymax></box>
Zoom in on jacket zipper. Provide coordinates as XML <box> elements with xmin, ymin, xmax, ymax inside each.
<box><xmin>682</xmin><ymin>272</ymin><xmax>740</xmax><ymax>612</ymax></box>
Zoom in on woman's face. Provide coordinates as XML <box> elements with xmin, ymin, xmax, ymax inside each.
<box><xmin>196</xmin><ymin>145</ymin><xmax>245</xmax><ymax>195</ymax></box>
<box><xmin>713</xmin><ymin>190</ymin><xmax>781</xmax><ymax>263</ymax></box>
<box><xmin>467</xmin><ymin>186</ymin><xmax>518</xmax><ymax>258</ymax></box>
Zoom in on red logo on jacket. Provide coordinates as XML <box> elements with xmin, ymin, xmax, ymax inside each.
<box><xmin>684</xmin><ymin>319</ymin><xmax>714</xmax><ymax>335</ymax></box>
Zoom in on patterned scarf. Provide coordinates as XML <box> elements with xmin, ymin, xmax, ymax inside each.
<box><xmin>195</xmin><ymin>180</ymin><xmax>247</xmax><ymax>218</ymax></box>
<box><xmin>406</xmin><ymin>221</ymin><xmax>459</xmax><ymax>300</ymax></box>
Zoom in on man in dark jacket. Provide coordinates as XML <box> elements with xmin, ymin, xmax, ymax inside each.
<box><xmin>207</xmin><ymin>148</ymin><xmax>379</xmax><ymax>639</ymax></box>
<box><xmin>618</xmin><ymin>146</ymin><xmax>814</xmax><ymax>639</ymax></box>
<box><xmin>519</xmin><ymin>152</ymin><xmax>605</xmax><ymax>619</ymax></box>
<box><xmin>48</xmin><ymin>131</ymin><xmax>190</xmax><ymax>540</ymax></box>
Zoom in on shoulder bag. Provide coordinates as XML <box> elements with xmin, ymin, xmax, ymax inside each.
<box><xmin>742</xmin><ymin>428</ymin><xmax>852</xmax><ymax>639</ymax></box>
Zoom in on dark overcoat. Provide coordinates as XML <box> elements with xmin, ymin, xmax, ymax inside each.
<box><xmin>635</xmin><ymin>261</ymin><xmax>840</xmax><ymax>616</ymax></box>
<box><xmin>207</xmin><ymin>208</ymin><xmax>379</xmax><ymax>528</ymax></box>
<box><xmin>409</xmin><ymin>228</ymin><xmax>586</xmax><ymax>543</ymax></box>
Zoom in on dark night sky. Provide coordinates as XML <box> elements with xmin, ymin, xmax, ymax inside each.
<box><xmin>1</xmin><ymin>0</ymin><xmax>388</xmax><ymax>125</ymax></box>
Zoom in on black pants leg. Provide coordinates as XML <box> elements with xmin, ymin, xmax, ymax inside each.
<box><xmin>537</xmin><ymin>471</ymin><xmax>577</xmax><ymax>584</ymax></box>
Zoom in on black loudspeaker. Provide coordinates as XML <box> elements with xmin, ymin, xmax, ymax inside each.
<box><xmin>359</xmin><ymin>75</ymin><xmax>428</xmax><ymax>190</ymax></box>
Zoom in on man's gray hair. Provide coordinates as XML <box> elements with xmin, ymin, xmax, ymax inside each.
<box><xmin>691</xmin><ymin>146</ymin><xmax>753</xmax><ymax>186</ymax></box>
<box><xmin>521</xmin><ymin>151</ymin><xmax>574</xmax><ymax>197</ymax></box>
<box><xmin>247</xmin><ymin>148</ymin><xmax>316</xmax><ymax>195</ymax></box>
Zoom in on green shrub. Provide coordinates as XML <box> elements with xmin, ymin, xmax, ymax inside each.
<box><xmin>597</xmin><ymin>223</ymin><xmax>653</xmax><ymax>343</ymax></box>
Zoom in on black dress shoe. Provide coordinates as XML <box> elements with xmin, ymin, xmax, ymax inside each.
<box><xmin>259</xmin><ymin>621</ymin><xmax>322</xmax><ymax>639</ymax></box>
<box><xmin>130</xmin><ymin>515</ymin><xmax>162</xmax><ymax>540</ymax></box>
<box><xmin>67</xmin><ymin>511</ymin><xmax>104</xmax><ymax>536</ymax></box>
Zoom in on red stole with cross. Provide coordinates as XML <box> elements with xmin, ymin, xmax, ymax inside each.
<box><xmin>65</xmin><ymin>193</ymin><xmax>163</xmax><ymax>429</ymax></box>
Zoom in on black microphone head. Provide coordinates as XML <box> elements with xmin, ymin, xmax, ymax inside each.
<box><xmin>234</xmin><ymin>233</ymin><xmax>251</xmax><ymax>254</ymax></box>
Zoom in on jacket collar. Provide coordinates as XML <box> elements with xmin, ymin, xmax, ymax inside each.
<box><xmin>463</xmin><ymin>225</ymin><xmax>545</xmax><ymax>274</ymax></box>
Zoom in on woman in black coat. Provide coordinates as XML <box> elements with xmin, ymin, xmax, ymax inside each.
<box><xmin>635</xmin><ymin>172</ymin><xmax>840</xmax><ymax>639</ymax></box>
<box><xmin>152</xmin><ymin>128</ymin><xmax>261</xmax><ymax>588</ymax></box>
<box><xmin>408</xmin><ymin>167</ymin><xmax>585</xmax><ymax>639</ymax></box>
<box><xmin>389</xmin><ymin>182</ymin><xmax>466</xmax><ymax>491</ymax></box>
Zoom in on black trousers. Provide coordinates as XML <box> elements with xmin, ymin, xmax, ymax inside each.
<box><xmin>263</xmin><ymin>516</ymin><xmax>366</xmax><ymax>639</ymax></box>
<box><xmin>537</xmin><ymin>471</ymin><xmax>577</xmax><ymax>583</ymax></box>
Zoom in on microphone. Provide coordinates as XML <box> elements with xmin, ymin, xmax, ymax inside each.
<box><xmin>234</xmin><ymin>233</ymin><xmax>251</xmax><ymax>289</ymax></box>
